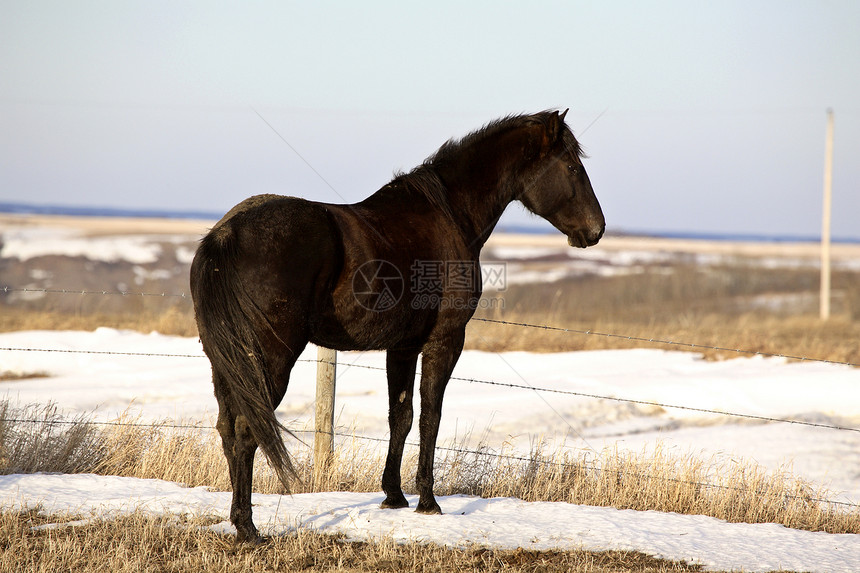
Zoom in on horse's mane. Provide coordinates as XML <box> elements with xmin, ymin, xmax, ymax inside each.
<box><xmin>388</xmin><ymin>166</ymin><xmax>454</xmax><ymax>220</ymax></box>
<box><xmin>429</xmin><ymin>110</ymin><xmax>584</xmax><ymax>165</ymax></box>
<box><xmin>389</xmin><ymin>111</ymin><xmax>583</xmax><ymax>220</ymax></box>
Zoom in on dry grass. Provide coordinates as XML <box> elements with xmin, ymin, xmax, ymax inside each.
<box><xmin>0</xmin><ymin>403</ymin><xmax>104</xmax><ymax>474</ymax></box>
<box><xmin>0</xmin><ymin>405</ymin><xmax>845</xmax><ymax>573</ymax></box>
<box><xmin>467</xmin><ymin>311</ymin><xmax>860</xmax><ymax>365</ymax></box>
<box><xmin>1</xmin><ymin>510</ymin><xmax>708</xmax><ymax>573</ymax></box>
<box><xmin>0</xmin><ymin>306</ymin><xmax>198</xmax><ymax>337</ymax></box>
<box><xmin>0</xmin><ymin>370</ymin><xmax>49</xmax><ymax>382</ymax></box>
<box><xmin>1</xmin><ymin>401</ymin><xmax>857</xmax><ymax>536</ymax></box>
<box><xmin>469</xmin><ymin>264</ymin><xmax>860</xmax><ymax>364</ymax></box>
<box><xmin>2</xmin><ymin>263</ymin><xmax>859</xmax><ymax>366</ymax></box>
<box><xmin>0</xmin><ymin>407</ymin><xmax>714</xmax><ymax>572</ymax></box>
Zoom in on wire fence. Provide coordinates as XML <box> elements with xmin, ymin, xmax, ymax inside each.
<box><xmin>2</xmin><ymin>410</ymin><xmax>857</xmax><ymax>511</ymax></box>
<box><xmin>471</xmin><ymin>317</ymin><xmax>860</xmax><ymax>368</ymax></box>
<box><xmin>2</xmin><ymin>286</ymin><xmax>189</xmax><ymax>299</ymax></box>
<box><xmin>1</xmin><ymin>344</ymin><xmax>858</xmax><ymax>435</ymax></box>
<box><xmin>3</xmin><ymin>284</ymin><xmax>859</xmax><ymax>437</ymax></box>
<box><xmin>4</xmin><ymin>285</ymin><xmax>858</xmax><ymax>368</ymax></box>
<box><xmin>2</xmin><ymin>282</ymin><xmax>860</xmax><ymax>512</ymax></box>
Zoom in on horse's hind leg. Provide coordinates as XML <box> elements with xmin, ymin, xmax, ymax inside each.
<box><xmin>213</xmin><ymin>339</ymin><xmax>305</xmax><ymax>543</ymax></box>
<box><xmin>214</xmin><ymin>385</ymin><xmax>261</xmax><ymax>543</ymax></box>
<box><xmin>380</xmin><ymin>348</ymin><xmax>419</xmax><ymax>509</ymax></box>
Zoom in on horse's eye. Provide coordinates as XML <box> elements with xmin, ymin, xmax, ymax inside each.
<box><xmin>567</xmin><ymin>164</ymin><xmax>578</xmax><ymax>174</ymax></box>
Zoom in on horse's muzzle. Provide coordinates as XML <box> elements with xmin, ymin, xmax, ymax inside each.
<box><xmin>568</xmin><ymin>226</ymin><xmax>604</xmax><ymax>248</ymax></box>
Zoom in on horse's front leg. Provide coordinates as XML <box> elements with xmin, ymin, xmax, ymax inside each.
<box><xmin>415</xmin><ymin>329</ymin><xmax>465</xmax><ymax>514</ymax></box>
<box><xmin>380</xmin><ymin>348</ymin><xmax>420</xmax><ymax>509</ymax></box>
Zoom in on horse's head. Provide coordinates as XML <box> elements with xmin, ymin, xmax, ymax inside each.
<box><xmin>517</xmin><ymin>110</ymin><xmax>605</xmax><ymax>248</ymax></box>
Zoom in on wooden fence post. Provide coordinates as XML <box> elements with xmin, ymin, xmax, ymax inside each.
<box><xmin>314</xmin><ymin>346</ymin><xmax>337</xmax><ymax>490</ymax></box>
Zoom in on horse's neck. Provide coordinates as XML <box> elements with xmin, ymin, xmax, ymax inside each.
<box><xmin>438</xmin><ymin>157</ymin><xmax>518</xmax><ymax>249</ymax></box>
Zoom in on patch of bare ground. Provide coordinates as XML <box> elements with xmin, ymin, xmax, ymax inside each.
<box><xmin>0</xmin><ymin>371</ymin><xmax>49</xmax><ymax>382</ymax></box>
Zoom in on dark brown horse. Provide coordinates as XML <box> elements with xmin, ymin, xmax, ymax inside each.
<box><xmin>190</xmin><ymin>110</ymin><xmax>604</xmax><ymax>542</ymax></box>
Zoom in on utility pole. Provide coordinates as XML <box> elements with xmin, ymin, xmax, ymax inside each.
<box><xmin>820</xmin><ymin>109</ymin><xmax>834</xmax><ymax>321</ymax></box>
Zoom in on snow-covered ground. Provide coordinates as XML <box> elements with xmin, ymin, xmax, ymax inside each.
<box><xmin>1</xmin><ymin>329</ymin><xmax>859</xmax><ymax>572</ymax></box>
<box><xmin>4</xmin><ymin>473</ymin><xmax>860</xmax><ymax>573</ymax></box>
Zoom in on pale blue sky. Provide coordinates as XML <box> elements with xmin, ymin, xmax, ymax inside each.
<box><xmin>2</xmin><ymin>1</ymin><xmax>858</xmax><ymax>237</ymax></box>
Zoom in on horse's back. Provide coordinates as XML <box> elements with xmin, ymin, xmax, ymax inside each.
<box><xmin>207</xmin><ymin>194</ymin><xmax>333</xmax><ymax>246</ymax></box>
<box><xmin>194</xmin><ymin>191</ymin><xmax>474</xmax><ymax>352</ymax></box>
<box><xmin>196</xmin><ymin>194</ymin><xmax>342</xmax><ymax>313</ymax></box>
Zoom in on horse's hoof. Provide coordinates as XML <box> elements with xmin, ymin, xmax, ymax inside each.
<box><xmin>236</xmin><ymin>534</ymin><xmax>266</xmax><ymax>546</ymax></box>
<box><xmin>380</xmin><ymin>495</ymin><xmax>409</xmax><ymax>509</ymax></box>
<box><xmin>415</xmin><ymin>500</ymin><xmax>442</xmax><ymax>515</ymax></box>
<box><xmin>235</xmin><ymin>527</ymin><xmax>265</xmax><ymax>546</ymax></box>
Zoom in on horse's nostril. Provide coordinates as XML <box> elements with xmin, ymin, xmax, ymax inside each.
<box><xmin>584</xmin><ymin>226</ymin><xmax>604</xmax><ymax>247</ymax></box>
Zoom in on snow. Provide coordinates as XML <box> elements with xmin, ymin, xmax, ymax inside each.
<box><xmin>482</xmin><ymin>242</ymin><xmax>860</xmax><ymax>285</ymax></box>
<box><xmin>2</xmin><ymin>329</ymin><xmax>859</xmax><ymax>502</ymax></box>
<box><xmin>3</xmin><ymin>473</ymin><xmax>860</xmax><ymax>572</ymax></box>
<box><xmin>0</xmin><ymin>224</ymin><xmax>199</xmax><ymax>265</ymax></box>
<box><xmin>0</xmin><ymin>226</ymin><xmax>165</xmax><ymax>264</ymax></box>
<box><xmin>1</xmin><ymin>329</ymin><xmax>860</xmax><ymax>571</ymax></box>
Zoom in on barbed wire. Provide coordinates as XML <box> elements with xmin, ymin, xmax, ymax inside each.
<box><xmin>2</xmin><ymin>413</ymin><xmax>856</xmax><ymax>511</ymax></box>
<box><xmin>311</xmin><ymin>430</ymin><xmax>859</xmax><ymax>509</ymax></box>
<box><xmin>0</xmin><ymin>416</ymin><xmax>210</xmax><ymax>431</ymax></box>
<box><xmin>4</xmin><ymin>283</ymin><xmax>857</xmax><ymax>369</ymax></box>
<box><xmin>3</xmin><ymin>283</ymin><xmax>860</xmax><ymax>510</ymax></box>
<box><xmin>471</xmin><ymin>317</ymin><xmax>860</xmax><ymax>368</ymax></box>
<box><xmin>0</xmin><ymin>346</ymin><xmax>203</xmax><ymax>359</ymax></box>
<box><xmin>1</xmin><ymin>346</ymin><xmax>858</xmax><ymax>434</ymax></box>
<box><xmin>2</xmin><ymin>286</ymin><xmax>188</xmax><ymax>298</ymax></box>
<box><xmin>448</xmin><ymin>371</ymin><xmax>860</xmax><ymax>433</ymax></box>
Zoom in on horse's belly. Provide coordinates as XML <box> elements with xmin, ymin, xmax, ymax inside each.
<box><xmin>309</xmin><ymin>306</ymin><xmax>433</xmax><ymax>351</ymax></box>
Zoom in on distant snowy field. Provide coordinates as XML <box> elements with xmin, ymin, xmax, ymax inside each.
<box><xmin>2</xmin><ymin>217</ymin><xmax>860</xmax><ymax>571</ymax></box>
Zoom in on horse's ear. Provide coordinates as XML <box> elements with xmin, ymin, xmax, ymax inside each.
<box><xmin>529</xmin><ymin>110</ymin><xmax>566</xmax><ymax>158</ymax></box>
<box><xmin>559</xmin><ymin>108</ymin><xmax>569</xmax><ymax>123</ymax></box>
<box><xmin>544</xmin><ymin>110</ymin><xmax>564</xmax><ymax>150</ymax></box>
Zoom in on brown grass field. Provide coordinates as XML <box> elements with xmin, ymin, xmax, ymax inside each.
<box><xmin>3</xmin><ymin>511</ymin><xmax>707</xmax><ymax>573</ymax></box>
<box><xmin>3</xmin><ymin>253</ymin><xmax>858</xmax><ymax>366</ymax></box>
<box><xmin>1</xmin><ymin>215</ymin><xmax>859</xmax><ymax>571</ymax></box>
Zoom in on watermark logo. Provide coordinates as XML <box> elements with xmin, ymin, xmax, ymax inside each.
<box><xmin>352</xmin><ymin>260</ymin><xmax>404</xmax><ymax>312</ymax></box>
<box><xmin>410</xmin><ymin>261</ymin><xmax>507</xmax><ymax>292</ymax></box>
<box><xmin>352</xmin><ymin>260</ymin><xmax>506</xmax><ymax>312</ymax></box>
<box><xmin>481</xmin><ymin>262</ymin><xmax>507</xmax><ymax>291</ymax></box>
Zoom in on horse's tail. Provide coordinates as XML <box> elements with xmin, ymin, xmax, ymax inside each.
<box><xmin>190</xmin><ymin>228</ymin><xmax>296</xmax><ymax>490</ymax></box>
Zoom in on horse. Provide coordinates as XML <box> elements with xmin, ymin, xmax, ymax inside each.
<box><xmin>190</xmin><ymin>109</ymin><xmax>605</xmax><ymax>543</ymax></box>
